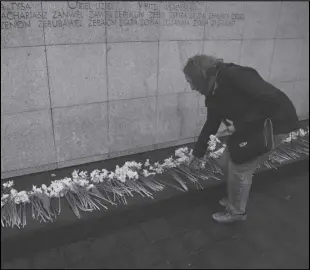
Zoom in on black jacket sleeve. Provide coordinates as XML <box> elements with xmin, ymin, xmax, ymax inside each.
<box><xmin>193</xmin><ymin>106</ymin><xmax>222</xmax><ymax>158</ymax></box>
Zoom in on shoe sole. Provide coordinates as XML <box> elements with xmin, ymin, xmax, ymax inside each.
<box><xmin>212</xmin><ymin>214</ymin><xmax>247</xmax><ymax>224</ymax></box>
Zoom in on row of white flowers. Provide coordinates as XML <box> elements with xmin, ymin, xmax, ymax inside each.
<box><xmin>1</xmin><ymin>127</ymin><xmax>309</xmax><ymax>228</ymax></box>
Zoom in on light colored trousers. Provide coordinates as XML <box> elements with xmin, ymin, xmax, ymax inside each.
<box><xmin>215</xmin><ymin>134</ymin><xmax>287</xmax><ymax>214</ymax></box>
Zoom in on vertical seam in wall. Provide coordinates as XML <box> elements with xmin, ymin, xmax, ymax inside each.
<box><xmin>268</xmin><ymin>38</ymin><xmax>277</xmax><ymax>82</ymax></box>
<box><xmin>105</xmin><ymin>1</ymin><xmax>110</xmax><ymax>157</ymax></box>
<box><xmin>202</xmin><ymin>1</ymin><xmax>208</xmax><ymax>55</ymax></box>
<box><xmin>240</xmin><ymin>1</ymin><xmax>247</xmax><ymax>41</ymax></box>
<box><xmin>203</xmin><ymin>2</ymin><xmax>208</xmax><ymax>41</ymax></box>
<box><xmin>268</xmin><ymin>1</ymin><xmax>283</xmax><ymax>82</ymax></box>
<box><xmin>154</xmin><ymin>2</ymin><xmax>160</xmax><ymax>147</ymax></box>
<box><xmin>193</xmin><ymin>1</ymin><xmax>209</xmax><ymax>142</ymax></box>
<box><xmin>237</xmin><ymin>2</ymin><xmax>247</xmax><ymax>65</ymax></box>
<box><xmin>40</xmin><ymin>1</ymin><xmax>58</xmax><ymax>166</ymax></box>
<box><xmin>275</xmin><ymin>1</ymin><xmax>283</xmax><ymax>40</ymax></box>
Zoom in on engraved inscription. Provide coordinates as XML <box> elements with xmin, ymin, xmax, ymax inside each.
<box><xmin>208</xmin><ymin>12</ymin><xmax>245</xmax><ymax>27</ymax></box>
<box><xmin>161</xmin><ymin>2</ymin><xmax>207</xmax><ymax>27</ymax></box>
<box><xmin>1</xmin><ymin>1</ymin><xmax>246</xmax><ymax>38</ymax></box>
<box><xmin>106</xmin><ymin>2</ymin><xmax>161</xmax><ymax>27</ymax></box>
<box><xmin>1</xmin><ymin>2</ymin><xmax>46</xmax><ymax>30</ymax></box>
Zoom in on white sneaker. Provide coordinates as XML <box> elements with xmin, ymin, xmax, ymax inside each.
<box><xmin>212</xmin><ymin>211</ymin><xmax>247</xmax><ymax>223</ymax></box>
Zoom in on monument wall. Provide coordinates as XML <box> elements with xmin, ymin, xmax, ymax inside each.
<box><xmin>1</xmin><ymin>1</ymin><xmax>309</xmax><ymax>178</ymax></box>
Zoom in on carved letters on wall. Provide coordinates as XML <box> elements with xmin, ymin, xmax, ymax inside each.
<box><xmin>1</xmin><ymin>1</ymin><xmax>245</xmax><ymax>32</ymax></box>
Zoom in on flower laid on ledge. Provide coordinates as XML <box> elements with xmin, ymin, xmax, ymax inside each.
<box><xmin>207</xmin><ymin>135</ymin><xmax>227</xmax><ymax>159</ymax></box>
<box><xmin>1</xmin><ymin>127</ymin><xmax>309</xmax><ymax>229</ymax></box>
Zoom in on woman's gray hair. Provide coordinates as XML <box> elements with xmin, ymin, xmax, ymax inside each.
<box><xmin>183</xmin><ymin>54</ymin><xmax>222</xmax><ymax>79</ymax></box>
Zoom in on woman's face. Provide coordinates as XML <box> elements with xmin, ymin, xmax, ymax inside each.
<box><xmin>185</xmin><ymin>75</ymin><xmax>196</xmax><ymax>91</ymax></box>
<box><xmin>185</xmin><ymin>73</ymin><xmax>215</xmax><ymax>96</ymax></box>
<box><xmin>185</xmin><ymin>74</ymin><xmax>204</xmax><ymax>94</ymax></box>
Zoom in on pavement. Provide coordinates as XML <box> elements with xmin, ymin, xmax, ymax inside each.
<box><xmin>1</xmin><ymin>160</ymin><xmax>309</xmax><ymax>269</ymax></box>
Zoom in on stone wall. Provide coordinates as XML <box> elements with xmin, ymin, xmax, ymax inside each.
<box><xmin>1</xmin><ymin>1</ymin><xmax>309</xmax><ymax>178</ymax></box>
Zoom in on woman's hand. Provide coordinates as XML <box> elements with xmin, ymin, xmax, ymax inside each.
<box><xmin>227</xmin><ymin>124</ymin><xmax>236</xmax><ymax>134</ymax></box>
<box><xmin>225</xmin><ymin>120</ymin><xmax>236</xmax><ymax>134</ymax></box>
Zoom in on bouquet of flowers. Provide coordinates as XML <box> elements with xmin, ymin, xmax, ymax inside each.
<box><xmin>171</xmin><ymin>138</ymin><xmax>224</xmax><ymax>187</ymax></box>
<box><xmin>1</xmin><ymin>181</ymin><xmax>29</xmax><ymax>228</ymax></box>
<box><xmin>257</xmin><ymin>127</ymin><xmax>309</xmax><ymax>170</ymax></box>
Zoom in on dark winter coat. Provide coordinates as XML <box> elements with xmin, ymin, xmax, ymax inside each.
<box><xmin>193</xmin><ymin>63</ymin><xmax>300</xmax><ymax>158</ymax></box>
